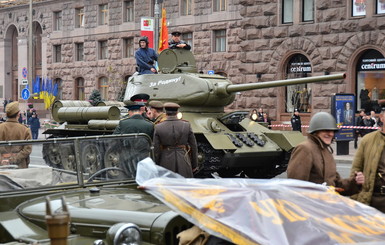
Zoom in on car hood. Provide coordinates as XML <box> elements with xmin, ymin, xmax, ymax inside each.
<box><xmin>18</xmin><ymin>185</ymin><xmax>172</xmax><ymax>228</ymax></box>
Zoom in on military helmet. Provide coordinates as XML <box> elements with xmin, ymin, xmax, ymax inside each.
<box><xmin>139</xmin><ymin>36</ymin><xmax>149</xmax><ymax>45</ymax></box>
<box><xmin>308</xmin><ymin>112</ymin><xmax>339</xmax><ymax>134</ymax></box>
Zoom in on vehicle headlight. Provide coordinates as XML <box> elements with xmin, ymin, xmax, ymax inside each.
<box><xmin>106</xmin><ymin>223</ymin><xmax>142</xmax><ymax>245</ymax></box>
<box><xmin>177</xmin><ymin>112</ymin><xmax>183</xmax><ymax>119</ymax></box>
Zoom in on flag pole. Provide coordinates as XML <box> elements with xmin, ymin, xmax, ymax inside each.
<box><xmin>154</xmin><ymin>0</ymin><xmax>160</xmax><ymax>52</ymax></box>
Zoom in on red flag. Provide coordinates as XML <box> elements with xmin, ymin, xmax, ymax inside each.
<box><xmin>158</xmin><ymin>8</ymin><xmax>169</xmax><ymax>53</ymax></box>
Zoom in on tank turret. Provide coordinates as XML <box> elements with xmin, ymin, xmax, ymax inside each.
<box><xmin>124</xmin><ymin>49</ymin><xmax>345</xmax><ymax>112</ymax></box>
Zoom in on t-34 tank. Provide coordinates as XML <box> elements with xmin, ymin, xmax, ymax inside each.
<box><xmin>123</xmin><ymin>48</ymin><xmax>346</xmax><ymax>178</ymax></box>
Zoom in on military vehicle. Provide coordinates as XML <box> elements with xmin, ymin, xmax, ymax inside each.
<box><xmin>0</xmin><ymin>134</ymin><xmax>190</xmax><ymax>244</ymax></box>
<box><xmin>44</xmin><ymin>49</ymin><xmax>346</xmax><ymax>178</ymax></box>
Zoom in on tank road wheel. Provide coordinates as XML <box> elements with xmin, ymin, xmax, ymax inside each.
<box><xmin>81</xmin><ymin>143</ymin><xmax>102</xmax><ymax>175</ymax></box>
<box><xmin>103</xmin><ymin>143</ymin><xmax>123</xmax><ymax>178</ymax></box>
<box><xmin>42</xmin><ymin>143</ymin><xmax>76</xmax><ymax>171</ymax></box>
<box><xmin>86</xmin><ymin>167</ymin><xmax>128</xmax><ymax>183</ymax></box>
<box><xmin>42</xmin><ymin>143</ymin><xmax>62</xmax><ymax>168</ymax></box>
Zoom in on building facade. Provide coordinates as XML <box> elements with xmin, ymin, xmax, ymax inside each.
<box><xmin>0</xmin><ymin>0</ymin><xmax>384</xmax><ymax>122</ymax></box>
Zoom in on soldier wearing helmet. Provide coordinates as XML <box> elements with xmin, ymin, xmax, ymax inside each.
<box><xmin>287</xmin><ymin>112</ymin><xmax>364</xmax><ymax>195</ymax></box>
<box><xmin>135</xmin><ymin>36</ymin><xmax>158</xmax><ymax>74</ymax></box>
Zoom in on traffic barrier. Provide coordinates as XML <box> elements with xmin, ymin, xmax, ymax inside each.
<box><xmin>269</xmin><ymin>124</ymin><xmax>380</xmax><ymax>130</ymax></box>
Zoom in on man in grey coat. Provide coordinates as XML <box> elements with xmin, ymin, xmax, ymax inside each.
<box><xmin>153</xmin><ymin>102</ymin><xmax>198</xmax><ymax>178</ymax></box>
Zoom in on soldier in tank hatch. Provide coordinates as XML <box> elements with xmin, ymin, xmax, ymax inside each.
<box><xmin>135</xmin><ymin>36</ymin><xmax>158</xmax><ymax>75</ymax></box>
<box><xmin>168</xmin><ymin>31</ymin><xmax>191</xmax><ymax>50</ymax></box>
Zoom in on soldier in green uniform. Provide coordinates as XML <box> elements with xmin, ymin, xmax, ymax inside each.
<box><xmin>114</xmin><ymin>95</ymin><xmax>154</xmax><ymax>176</ymax></box>
<box><xmin>0</xmin><ymin>101</ymin><xmax>32</xmax><ymax>168</ymax></box>
<box><xmin>148</xmin><ymin>100</ymin><xmax>167</xmax><ymax>125</ymax></box>
<box><xmin>153</xmin><ymin>102</ymin><xmax>198</xmax><ymax>178</ymax></box>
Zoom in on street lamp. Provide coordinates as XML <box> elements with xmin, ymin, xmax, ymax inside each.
<box><xmin>28</xmin><ymin>0</ymin><xmax>33</xmax><ymax>91</ymax></box>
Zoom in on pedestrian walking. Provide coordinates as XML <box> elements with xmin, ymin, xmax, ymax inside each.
<box><xmin>350</xmin><ymin>108</ymin><xmax>385</xmax><ymax>212</ymax></box>
<box><xmin>291</xmin><ymin>108</ymin><xmax>302</xmax><ymax>132</ymax></box>
<box><xmin>0</xmin><ymin>101</ymin><xmax>32</xmax><ymax>168</ymax></box>
<box><xmin>153</xmin><ymin>102</ymin><xmax>198</xmax><ymax>178</ymax></box>
<box><xmin>28</xmin><ymin>112</ymin><xmax>41</xmax><ymax>139</ymax></box>
<box><xmin>287</xmin><ymin>112</ymin><xmax>364</xmax><ymax>195</ymax></box>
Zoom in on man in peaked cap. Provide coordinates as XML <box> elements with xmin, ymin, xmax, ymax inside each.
<box><xmin>113</xmin><ymin>99</ymin><xmax>153</xmax><ymax>137</ymax></box>
<box><xmin>291</xmin><ymin>108</ymin><xmax>302</xmax><ymax>132</ymax></box>
<box><xmin>153</xmin><ymin>102</ymin><xmax>198</xmax><ymax>178</ymax></box>
<box><xmin>148</xmin><ymin>100</ymin><xmax>166</xmax><ymax>125</ymax></box>
<box><xmin>114</xmin><ymin>99</ymin><xmax>154</xmax><ymax>176</ymax></box>
<box><xmin>168</xmin><ymin>31</ymin><xmax>191</xmax><ymax>50</ymax></box>
<box><xmin>0</xmin><ymin>101</ymin><xmax>32</xmax><ymax>168</ymax></box>
<box><xmin>130</xmin><ymin>93</ymin><xmax>151</xmax><ymax>121</ymax></box>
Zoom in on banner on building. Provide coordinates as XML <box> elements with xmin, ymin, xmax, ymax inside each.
<box><xmin>140</xmin><ymin>17</ymin><xmax>154</xmax><ymax>49</ymax></box>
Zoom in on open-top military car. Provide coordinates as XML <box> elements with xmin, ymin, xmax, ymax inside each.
<box><xmin>0</xmin><ymin>134</ymin><xmax>190</xmax><ymax>244</ymax></box>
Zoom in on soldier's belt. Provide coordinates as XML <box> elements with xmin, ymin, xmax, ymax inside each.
<box><xmin>161</xmin><ymin>145</ymin><xmax>188</xmax><ymax>150</ymax></box>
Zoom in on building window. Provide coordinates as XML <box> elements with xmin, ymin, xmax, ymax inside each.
<box><xmin>75</xmin><ymin>43</ymin><xmax>84</xmax><ymax>61</ymax></box>
<box><xmin>54</xmin><ymin>78</ymin><xmax>63</xmax><ymax>100</ymax></box>
<box><xmin>285</xmin><ymin>54</ymin><xmax>312</xmax><ymax>113</ymax></box>
<box><xmin>181</xmin><ymin>0</ymin><xmax>192</xmax><ymax>16</ymax></box>
<box><xmin>302</xmin><ymin>0</ymin><xmax>314</xmax><ymax>21</ymax></box>
<box><xmin>99</xmin><ymin>40</ymin><xmax>108</xmax><ymax>60</ymax></box>
<box><xmin>356</xmin><ymin>49</ymin><xmax>385</xmax><ymax>113</ymax></box>
<box><xmin>282</xmin><ymin>0</ymin><xmax>293</xmax><ymax>23</ymax></box>
<box><xmin>99</xmin><ymin>77</ymin><xmax>109</xmax><ymax>100</ymax></box>
<box><xmin>377</xmin><ymin>0</ymin><xmax>385</xmax><ymax>14</ymax></box>
<box><xmin>53</xmin><ymin>11</ymin><xmax>62</xmax><ymax>31</ymax></box>
<box><xmin>213</xmin><ymin>0</ymin><xmax>226</xmax><ymax>12</ymax></box>
<box><xmin>183</xmin><ymin>32</ymin><xmax>193</xmax><ymax>50</ymax></box>
<box><xmin>53</xmin><ymin>45</ymin><xmax>61</xmax><ymax>63</ymax></box>
<box><xmin>75</xmin><ymin>7</ymin><xmax>85</xmax><ymax>28</ymax></box>
<box><xmin>124</xmin><ymin>0</ymin><xmax>134</xmax><ymax>22</ymax></box>
<box><xmin>352</xmin><ymin>0</ymin><xmax>366</xmax><ymax>17</ymax></box>
<box><xmin>123</xmin><ymin>38</ymin><xmax>134</xmax><ymax>58</ymax></box>
<box><xmin>99</xmin><ymin>4</ymin><xmax>109</xmax><ymax>25</ymax></box>
<box><xmin>76</xmin><ymin>77</ymin><xmax>85</xmax><ymax>100</ymax></box>
<box><xmin>213</xmin><ymin>30</ymin><xmax>226</xmax><ymax>52</ymax></box>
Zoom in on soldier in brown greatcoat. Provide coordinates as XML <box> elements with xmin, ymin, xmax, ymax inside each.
<box><xmin>0</xmin><ymin>101</ymin><xmax>32</xmax><ymax>168</ymax></box>
<box><xmin>153</xmin><ymin>102</ymin><xmax>198</xmax><ymax>177</ymax></box>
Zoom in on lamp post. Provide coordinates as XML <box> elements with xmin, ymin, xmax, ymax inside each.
<box><xmin>28</xmin><ymin>0</ymin><xmax>33</xmax><ymax>93</ymax></box>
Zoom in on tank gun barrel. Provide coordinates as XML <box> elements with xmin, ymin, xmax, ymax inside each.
<box><xmin>225</xmin><ymin>73</ymin><xmax>346</xmax><ymax>94</ymax></box>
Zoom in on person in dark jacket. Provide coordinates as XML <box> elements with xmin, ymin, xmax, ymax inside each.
<box><xmin>287</xmin><ymin>112</ymin><xmax>364</xmax><ymax>195</ymax></box>
<box><xmin>113</xmin><ymin>98</ymin><xmax>155</xmax><ymax>175</ymax></box>
<box><xmin>153</xmin><ymin>102</ymin><xmax>198</xmax><ymax>178</ymax></box>
<box><xmin>354</xmin><ymin>109</ymin><xmax>366</xmax><ymax>149</ymax></box>
<box><xmin>135</xmin><ymin>36</ymin><xmax>158</xmax><ymax>75</ymax></box>
<box><xmin>168</xmin><ymin>31</ymin><xmax>191</xmax><ymax>50</ymax></box>
<box><xmin>28</xmin><ymin>112</ymin><xmax>40</xmax><ymax>139</ymax></box>
<box><xmin>291</xmin><ymin>109</ymin><xmax>302</xmax><ymax>132</ymax></box>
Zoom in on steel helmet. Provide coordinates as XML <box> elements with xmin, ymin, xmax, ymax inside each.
<box><xmin>308</xmin><ymin>112</ymin><xmax>339</xmax><ymax>134</ymax></box>
<box><xmin>139</xmin><ymin>36</ymin><xmax>149</xmax><ymax>46</ymax></box>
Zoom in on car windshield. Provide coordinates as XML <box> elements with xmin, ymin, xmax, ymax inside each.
<box><xmin>0</xmin><ymin>134</ymin><xmax>152</xmax><ymax>192</ymax></box>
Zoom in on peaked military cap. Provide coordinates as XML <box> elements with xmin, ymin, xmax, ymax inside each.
<box><xmin>124</xmin><ymin>100</ymin><xmax>142</xmax><ymax>111</ymax></box>
<box><xmin>171</xmin><ymin>31</ymin><xmax>182</xmax><ymax>36</ymax></box>
<box><xmin>164</xmin><ymin>102</ymin><xmax>180</xmax><ymax>111</ymax></box>
<box><xmin>6</xmin><ymin>101</ymin><xmax>20</xmax><ymax>117</ymax></box>
<box><xmin>130</xmin><ymin>93</ymin><xmax>150</xmax><ymax>106</ymax></box>
<box><xmin>149</xmin><ymin>100</ymin><xmax>164</xmax><ymax>109</ymax></box>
